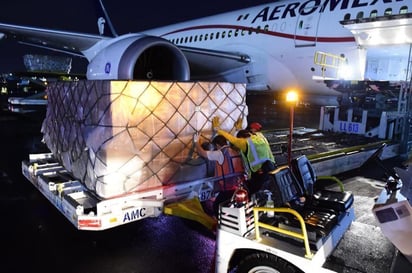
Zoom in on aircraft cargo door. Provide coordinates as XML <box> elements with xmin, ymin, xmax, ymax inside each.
<box><xmin>294</xmin><ymin>3</ymin><xmax>321</xmax><ymax>47</ymax></box>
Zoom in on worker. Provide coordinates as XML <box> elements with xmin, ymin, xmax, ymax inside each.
<box><xmin>248</xmin><ymin>122</ymin><xmax>263</xmax><ymax>133</ymax></box>
<box><xmin>248</xmin><ymin>122</ymin><xmax>272</xmax><ymax>150</ymax></box>
<box><xmin>193</xmin><ymin>133</ymin><xmax>245</xmax><ymax>214</ymax></box>
<box><xmin>212</xmin><ymin>117</ymin><xmax>276</xmax><ymax>195</ymax></box>
<box><xmin>248</xmin><ymin>122</ymin><xmax>276</xmax><ymax>167</ymax></box>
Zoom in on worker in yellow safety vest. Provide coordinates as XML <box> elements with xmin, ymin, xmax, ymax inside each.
<box><xmin>212</xmin><ymin>117</ymin><xmax>276</xmax><ymax>195</ymax></box>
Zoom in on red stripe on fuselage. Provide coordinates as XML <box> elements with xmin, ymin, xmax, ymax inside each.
<box><xmin>160</xmin><ymin>24</ymin><xmax>355</xmax><ymax>43</ymax></box>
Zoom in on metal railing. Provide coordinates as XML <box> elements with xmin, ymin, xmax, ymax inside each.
<box><xmin>252</xmin><ymin>206</ymin><xmax>314</xmax><ymax>259</ymax></box>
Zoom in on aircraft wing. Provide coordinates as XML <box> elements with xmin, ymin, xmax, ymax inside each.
<box><xmin>0</xmin><ymin>23</ymin><xmax>105</xmax><ymax>57</ymax></box>
<box><xmin>0</xmin><ymin>22</ymin><xmax>251</xmax><ymax>80</ymax></box>
<box><xmin>179</xmin><ymin>46</ymin><xmax>251</xmax><ymax>79</ymax></box>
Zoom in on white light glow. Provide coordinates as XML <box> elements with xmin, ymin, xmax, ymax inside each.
<box><xmin>337</xmin><ymin>64</ymin><xmax>353</xmax><ymax>80</ymax></box>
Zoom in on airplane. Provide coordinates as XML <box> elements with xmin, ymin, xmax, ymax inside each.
<box><xmin>0</xmin><ymin>0</ymin><xmax>411</xmax><ymax>106</ymax></box>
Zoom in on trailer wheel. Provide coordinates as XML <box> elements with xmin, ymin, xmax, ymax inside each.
<box><xmin>236</xmin><ymin>253</ymin><xmax>303</xmax><ymax>273</ymax></box>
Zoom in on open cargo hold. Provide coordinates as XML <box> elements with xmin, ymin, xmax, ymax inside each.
<box><xmin>41</xmin><ymin>80</ymin><xmax>248</xmax><ymax>199</ymax></box>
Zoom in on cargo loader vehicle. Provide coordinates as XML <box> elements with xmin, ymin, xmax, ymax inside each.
<box><xmin>215</xmin><ymin>154</ymin><xmax>355</xmax><ymax>273</ymax></box>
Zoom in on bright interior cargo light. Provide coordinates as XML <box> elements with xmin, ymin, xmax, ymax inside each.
<box><xmin>337</xmin><ymin>64</ymin><xmax>353</xmax><ymax>80</ymax></box>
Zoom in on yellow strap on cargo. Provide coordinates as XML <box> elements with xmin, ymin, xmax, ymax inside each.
<box><xmin>164</xmin><ymin>197</ymin><xmax>217</xmax><ymax>230</ymax></box>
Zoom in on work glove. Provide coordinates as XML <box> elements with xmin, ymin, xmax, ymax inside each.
<box><xmin>212</xmin><ymin>116</ymin><xmax>220</xmax><ymax>131</ymax></box>
<box><xmin>234</xmin><ymin>117</ymin><xmax>243</xmax><ymax>130</ymax></box>
<box><xmin>193</xmin><ymin>132</ymin><xmax>199</xmax><ymax>143</ymax></box>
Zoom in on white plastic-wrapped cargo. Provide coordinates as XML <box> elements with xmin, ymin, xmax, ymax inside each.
<box><xmin>41</xmin><ymin>80</ymin><xmax>248</xmax><ymax>199</ymax></box>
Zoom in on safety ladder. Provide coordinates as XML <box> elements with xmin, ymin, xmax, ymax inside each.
<box><xmin>313</xmin><ymin>51</ymin><xmax>347</xmax><ymax>79</ymax></box>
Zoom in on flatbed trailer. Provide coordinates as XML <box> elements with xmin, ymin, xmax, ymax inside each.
<box><xmin>21</xmin><ymin>132</ymin><xmax>398</xmax><ymax>232</ymax></box>
<box><xmin>22</xmin><ymin>152</ymin><xmax>220</xmax><ymax>231</ymax></box>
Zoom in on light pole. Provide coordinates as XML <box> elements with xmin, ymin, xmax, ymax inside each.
<box><xmin>286</xmin><ymin>90</ymin><xmax>298</xmax><ymax>166</ymax></box>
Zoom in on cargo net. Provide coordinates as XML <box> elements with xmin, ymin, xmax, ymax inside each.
<box><xmin>41</xmin><ymin>80</ymin><xmax>248</xmax><ymax>199</ymax></box>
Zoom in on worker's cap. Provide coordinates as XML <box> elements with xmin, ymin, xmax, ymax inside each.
<box><xmin>249</xmin><ymin>122</ymin><xmax>262</xmax><ymax>131</ymax></box>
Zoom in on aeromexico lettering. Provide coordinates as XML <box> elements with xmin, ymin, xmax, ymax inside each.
<box><xmin>251</xmin><ymin>0</ymin><xmax>404</xmax><ymax>23</ymax></box>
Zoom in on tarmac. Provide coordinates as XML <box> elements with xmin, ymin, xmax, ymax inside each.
<box><xmin>324</xmin><ymin>172</ymin><xmax>397</xmax><ymax>272</ymax></box>
<box><xmin>1</xmin><ymin>102</ymin><xmax>411</xmax><ymax>273</ymax></box>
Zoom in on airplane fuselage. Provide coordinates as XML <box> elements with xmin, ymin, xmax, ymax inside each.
<box><xmin>143</xmin><ymin>0</ymin><xmax>409</xmax><ymax>99</ymax></box>
<box><xmin>0</xmin><ymin>0</ymin><xmax>409</xmax><ymax>105</ymax></box>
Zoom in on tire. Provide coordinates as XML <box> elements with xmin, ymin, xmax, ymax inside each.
<box><xmin>236</xmin><ymin>253</ymin><xmax>303</xmax><ymax>273</ymax></box>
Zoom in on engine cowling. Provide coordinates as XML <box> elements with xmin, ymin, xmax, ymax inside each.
<box><xmin>86</xmin><ymin>35</ymin><xmax>190</xmax><ymax>81</ymax></box>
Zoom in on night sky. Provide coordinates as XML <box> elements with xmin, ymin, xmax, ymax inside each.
<box><xmin>0</xmin><ymin>0</ymin><xmax>273</xmax><ymax>74</ymax></box>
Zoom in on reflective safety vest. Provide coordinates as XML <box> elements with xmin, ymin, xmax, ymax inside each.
<box><xmin>214</xmin><ymin>145</ymin><xmax>245</xmax><ymax>191</ymax></box>
<box><xmin>244</xmin><ymin>133</ymin><xmax>275</xmax><ymax>173</ymax></box>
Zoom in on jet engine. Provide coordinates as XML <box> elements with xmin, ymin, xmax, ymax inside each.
<box><xmin>86</xmin><ymin>35</ymin><xmax>190</xmax><ymax>81</ymax></box>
